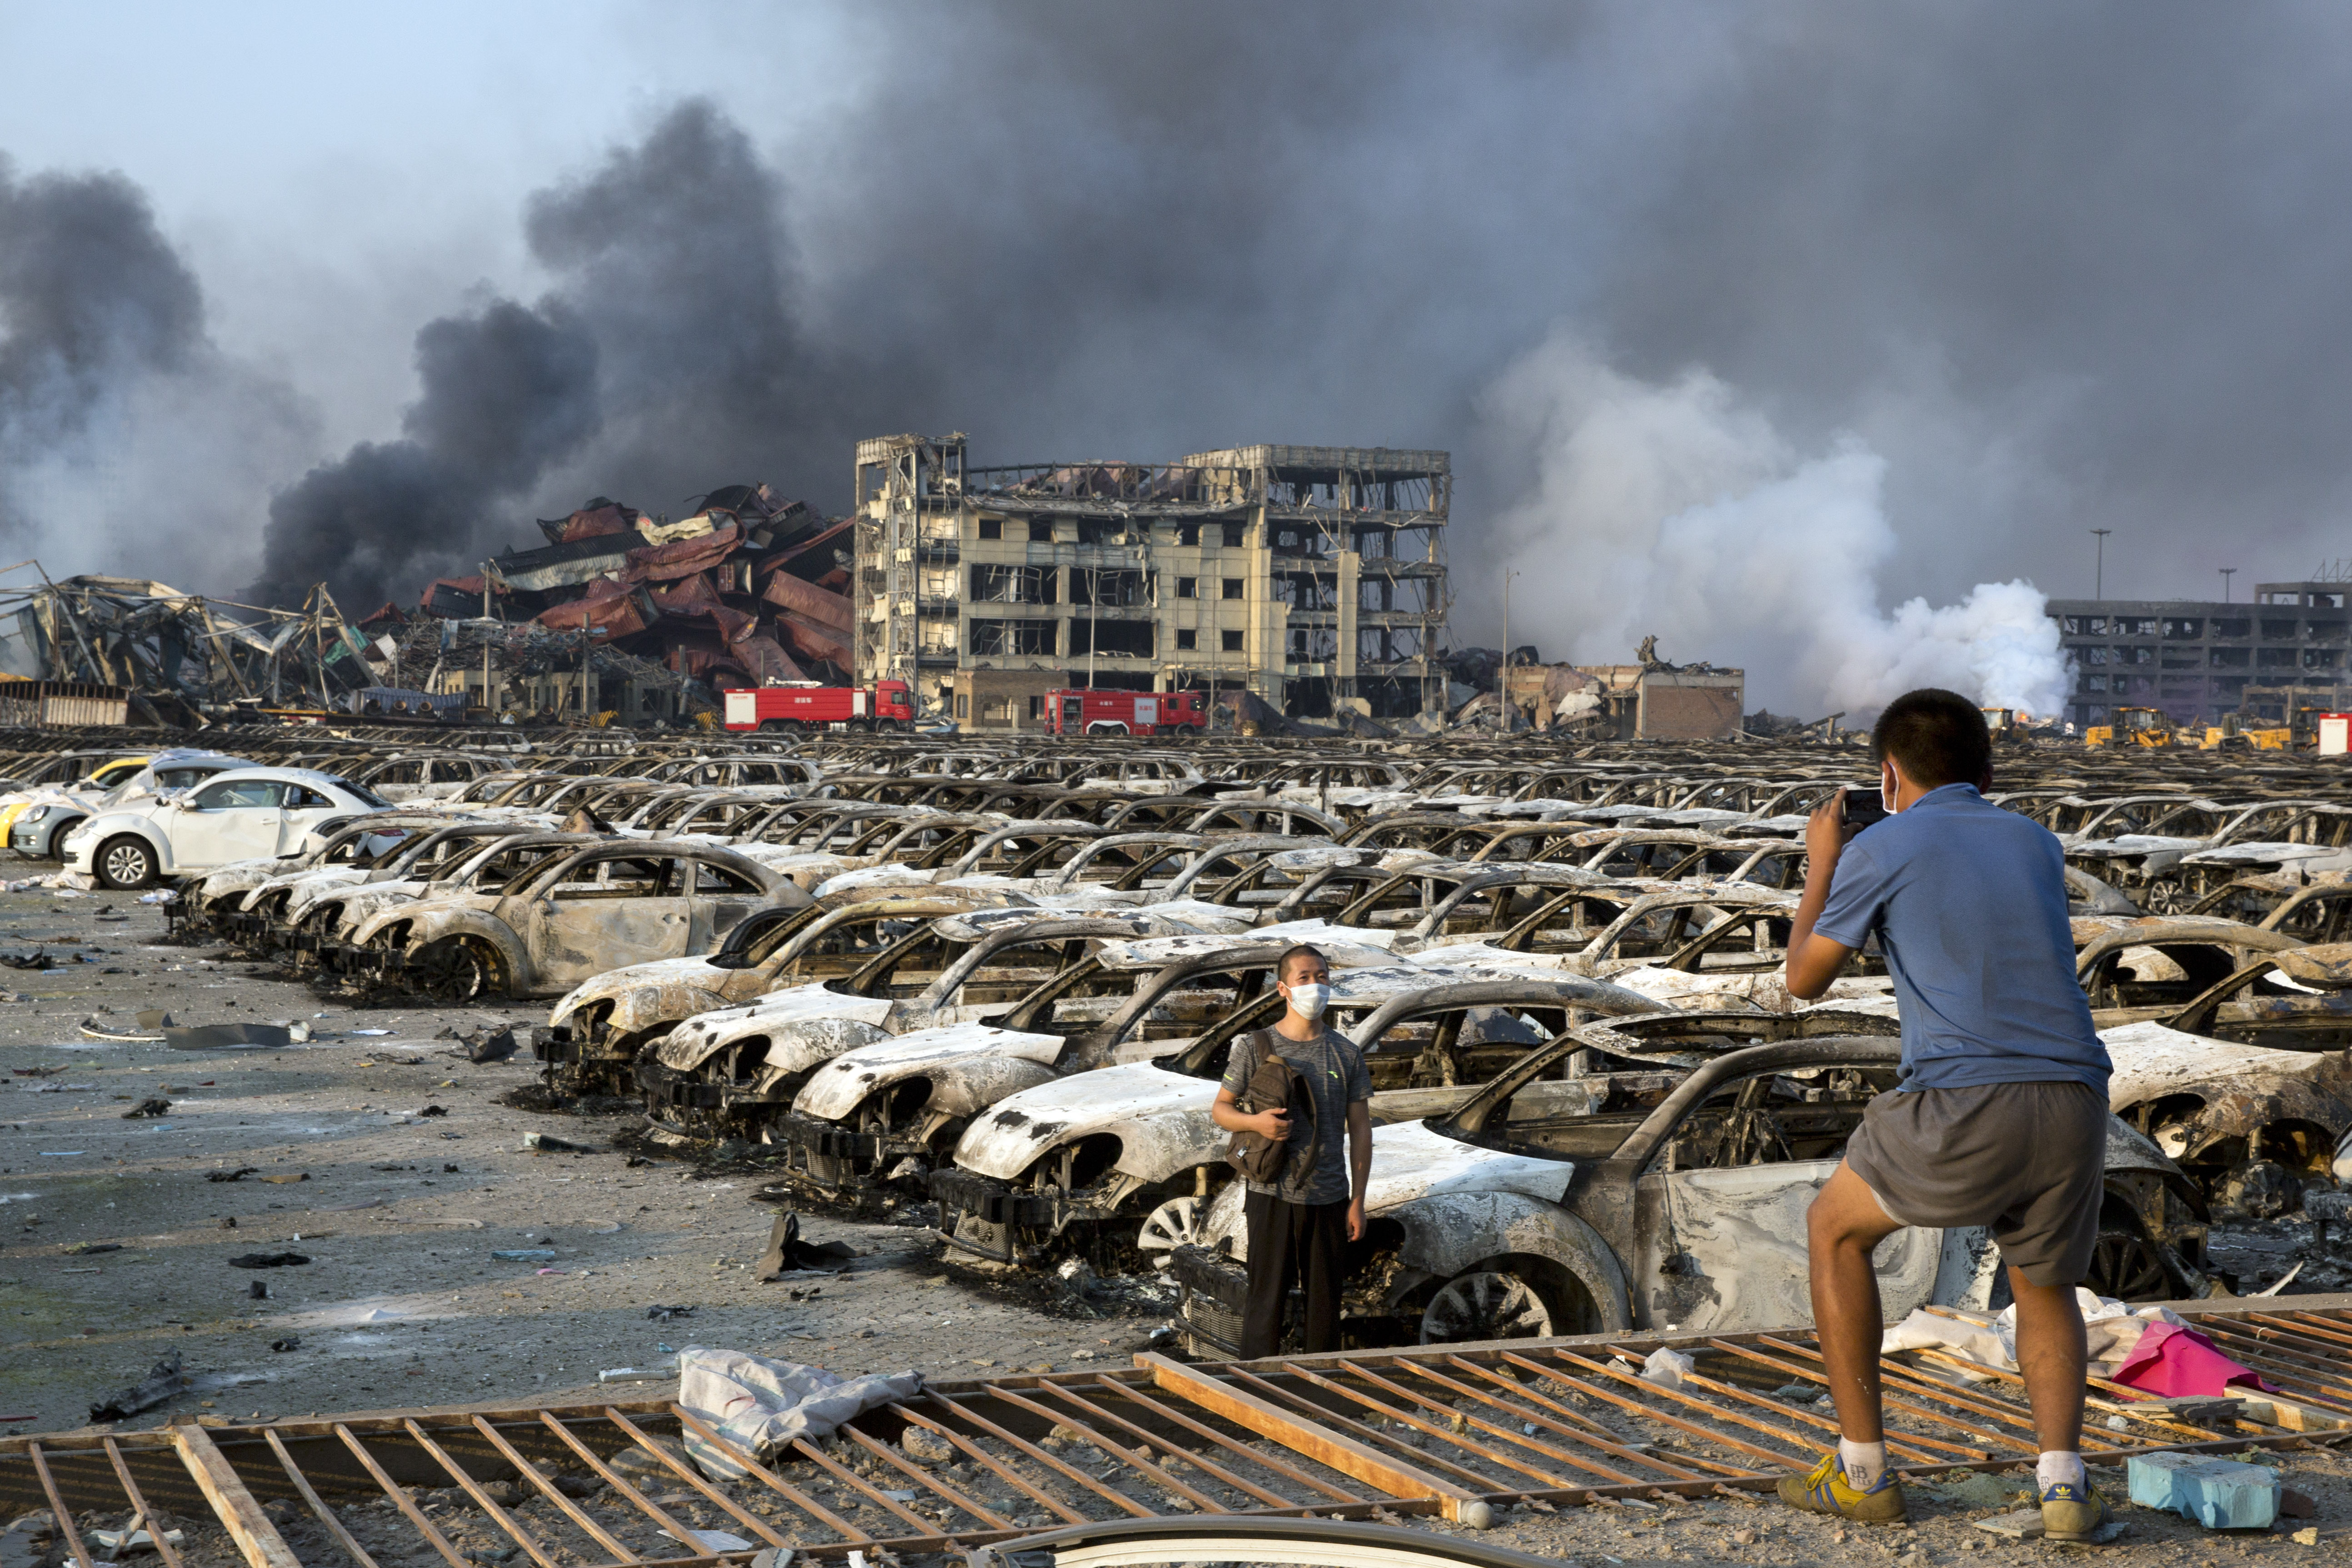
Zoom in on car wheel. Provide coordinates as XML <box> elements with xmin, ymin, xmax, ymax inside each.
<box><xmin>1136</xmin><ymin>1194</ymin><xmax>1210</xmax><ymax>1269</ymax></box>
<box><xmin>1419</xmin><ymin>1268</ymin><xmax>1557</xmax><ymax>1344</ymax></box>
<box><xmin>96</xmin><ymin>836</ymin><xmax>157</xmax><ymax>890</ymax></box>
<box><xmin>758</xmin><ymin>719</ymin><xmax>789</xmax><ymax>733</ymax></box>
<box><xmin>409</xmin><ymin>937</ymin><xmax>501</xmax><ymax>1002</ymax></box>
<box><xmin>2082</xmin><ymin>1223</ymin><xmax>2176</xmax><ymax>1301</ymax></box>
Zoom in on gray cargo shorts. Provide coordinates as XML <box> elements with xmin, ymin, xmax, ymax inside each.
<box><xmin>1843</xmin><ymin>1080</ymin><xmax>2108</xmax><ymax>1288</ymax></box>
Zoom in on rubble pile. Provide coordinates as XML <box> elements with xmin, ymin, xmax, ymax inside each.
<box><xmin>396</xmin><ymin>484</ymin><xmax>853</xmax><ymax>714</ymax></box>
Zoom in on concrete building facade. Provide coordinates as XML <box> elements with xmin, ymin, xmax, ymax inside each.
<box><xmin>2048</xmin><ymin>580</ymin><xmax>2352</xmax><ymax>728</ymax></box>
<box><xmin>851</xmin><ymin>435</ymin><xmax>1450</xmax><ymax>728</ymax></box>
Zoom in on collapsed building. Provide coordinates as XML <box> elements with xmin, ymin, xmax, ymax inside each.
<box><xmin>400</xmin><ymin>484</ymin><xmax>854</xmax><ymax>723</ymax></box>
<box><xmin>852</xmin><ymin>436</ymin><xmax>1452</xmax><ymax>727</ymax></box>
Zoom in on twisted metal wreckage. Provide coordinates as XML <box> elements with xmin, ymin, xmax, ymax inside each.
<box><xmin>0</xmin><ymin>483</ymin><xmax>854</xmax><ymax>724</ymax></box>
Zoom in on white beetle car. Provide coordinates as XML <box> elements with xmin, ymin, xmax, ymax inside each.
<box><xmin>62</xmin><ymin>768</ymin><xmax>394</xmax><ymax>889</ymax></box>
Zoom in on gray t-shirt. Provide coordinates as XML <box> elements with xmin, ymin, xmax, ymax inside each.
<box><xmin>1222</xmin><ymin>1026</ymin><xmax>1372</xmax><ymax>1205</ymax></box>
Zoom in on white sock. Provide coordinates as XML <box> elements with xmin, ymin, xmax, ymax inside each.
<box><xmin>2037</xmin><ymin>1451</ymin><xmax>2085</xmax><ymax>1492</ymax></box>
<box><xmin>1839</xmin><ymin>1438</ymin><xmax>1888</xmax><ymax>1491</ymax></box>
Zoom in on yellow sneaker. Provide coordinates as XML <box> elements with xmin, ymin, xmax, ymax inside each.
<box><xmin>2040</xmin><ymin>1478</ymin><xmax>2109</xmax><ymax>1543</ymax></box>
<box><xmin>1776</xmin><ymin>1452</ymin><xmax>1908</xmax><ymax>1523</ymax></box>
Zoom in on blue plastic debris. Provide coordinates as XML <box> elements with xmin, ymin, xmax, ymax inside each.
<box><xmin>2127</xmin><ymin>1452</ymin><xmax>2280</xmax><ymax>1530</ymax></box>
<box><xmin>490</xmin><ymin>1248</ymin><xmax>557</xmax><ymax>1261</ymax></box>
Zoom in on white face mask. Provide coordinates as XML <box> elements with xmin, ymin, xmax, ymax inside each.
<box><xmin>1287</xmin><ymin>981</ymin><xmax>1331</xmax><ymax>1021</ymax></box>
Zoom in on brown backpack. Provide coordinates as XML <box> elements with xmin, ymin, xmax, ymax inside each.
<box><xmin>1225</xmin><ymin>1031</ymin><xmax>1318</xmax><ymax>1183</ymax></box>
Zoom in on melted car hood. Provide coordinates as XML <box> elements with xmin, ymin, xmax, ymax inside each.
<box><xmin>550</xmin><ymin>955</ymin><xmax>731</xmax><ymax>1024</ymax></box>
<box><xmin>2100</xmin><ymin>1019</ymin><xmax>2339</xmax><ymax>1104</ymax></box>
<box><xmin>951</xmin><ymin>1062</ymin><xmax>1210</xmax><ymax>1180</ymax></box>
<box><xmin>793</xmin><ymin>1023</ymin><xmax>1066</xmax><ymax>1120</ymax></box>
<box><xmin>1362</xmin><ymin>1120</ymin><xmax>1574</xmax><ymax>1211</ymax></box>
<box><xmin>653</xmin><ymin>983</ymin><xmax>899</xmax><ymax>1073</ymax></box>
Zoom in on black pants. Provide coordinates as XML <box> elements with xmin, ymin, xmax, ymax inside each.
<box><xmin>1242</xmin><ymin>1189</ymin><xmax>1348</xmax><ymax>1360</ymax></box>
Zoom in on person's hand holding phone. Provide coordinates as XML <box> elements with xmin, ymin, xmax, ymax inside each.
<box><xmin>1806</xmin><ymin>789</ymin><xmax>1852</xmax><ymax>879</ymax></box>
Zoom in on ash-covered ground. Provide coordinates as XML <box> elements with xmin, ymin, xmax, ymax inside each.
<box><xmin>0</xmin><ymin>888</ymin><xmax>1168</xmax><ymax>1438</ymax></box>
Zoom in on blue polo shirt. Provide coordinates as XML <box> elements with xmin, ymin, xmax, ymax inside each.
<box><xmin>1813</xmin><ymin>783</ymin><xmax>2109</xmax><ymax>1093</ymax></box>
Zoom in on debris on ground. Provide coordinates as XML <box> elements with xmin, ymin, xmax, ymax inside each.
<box><xmin>2127</xmin><ymin>1451</ymin><xmax>2281</xmax><ymax>1529</ymax></box>
<box><xmin>87</xmin><ymin>1353</ymin><xmax>188</xmax><ymax>1422</ymax></box>
<box><xmin>119</xmin><ymin>1097</ymin><xmax>171</xmax><ymax>1119</ymax></box>
<box><xmin>226</xmin><ymin>1251</ymin><xmax>310</xmax><ymax>1268</ymax></box>
<box><xmin>756</xmin><ymin>1213</ymin><xmax>855</xmax><ymax>1280</ymax></box>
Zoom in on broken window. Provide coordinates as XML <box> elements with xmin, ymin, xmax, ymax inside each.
<box><xmin>2259</xmin><ymin>647</ymin><xmax>2298</xmax><ymax>668</ymax></box>
<box><xmin>2162</xmin><ymin>617</ymin><xmax>2203</xmax><ymax>639</ymax></box>
<box><xmin>2117</xmin><ymin>645</ymin><xmax>2154</xmax><ymax>664</ymax></box>
<box><xmin>2081</xmin><ymin>674</ymin><xmax>2107</xmax><ymax>693</ymax></box>
<box><xmin>2212</xmin><ymin>618</ymin><xmax>2251</xmax><ymax>638</ymax></box>
<box><xmin>1222</xmin><ymin>579</ymin><xmax>1244</xmax><ymax>600</ymax></box>
<box><xmin>1176</xmin><ymin>577</ymin><xmax>1197</xmax><ymax>599</ymax></box>
<box><xmin>2116</xmin><ymin>617</ymin><xmax>2159</xmax><ymax>637</ymax></box>
<box><xmin>978</xmin><ymin>519</ymin><xmax>1002</xmax><ymax>540</ymax></box>
<box><xmin>1221</xmin><ymin>629</ymin><xmax>1245</xmax><ymax>653</ymax></box>
<box><xmin>1071</xmin><ymin>619</ymin><xmax>1152</xmax><ymax>658</ymax></box>
<box><xmin>2263</xmin><ymin>618</ymin><xmax>2301</xmax><ymax>639</ymax></box>
<box><xmin>1029</xmin><ymin>520</ymin><xmax>1054</xmax><ymax>543</ymax></box>
<box><xmin>2210</xmin><ymin>647</ymin><xmax>2250</xmax><ymax>668</ymax></box>
<box><xmin>2312</xmin><ymin>620</ymin><xmax>2348</xmax><ymax>641</ymax></box>
<box><xmin>969</xmin><ymin>619</ymin><xmax>1056</xmax><ymax>656</ymax></box>
<box><xmin>970</xmin><ymin>564</ymin><xmax>1055</xmax><ymax>603</ymax></box>
<box><xmin>918</xmin><ymin>619</ymin><xmax>959</xmax><ymax>654</ymax></box>
<box><xmin>956</xmin><ymin>693</ymin><xmax>969</xmax><ymax>718</ymax></box>
<box><xmin>1176</xmin><ymin>628</ymin><xmax>1198</xmax><ymax>650</ymax></box>
<box><xmin>1223</xmin><ymin>524</ymin><xmax>1244</xmax><ymax>547</ymax></box>
<box><xmin>1070</xmin><ymin>569</ymin><xmax>1149</xmax><ymax>606</ymax></box>
<box><xmin>1028</xmin><ymin>694</ymin><xmax>1045</xmax><ymax>721</ymax></box>
<box><xmin>1178</xmin><ymin>524</ymin><xmax>1200</xmax><ymax>547</ymax></box>
<box><xmin>2082</xmin><ymin>646</ymin><xmax>2110</xmax><ymax>665</ymax></box>
<box><xmin>2307</xmin><ymin>648</ymin><xmax>2342</xmax><ymax>669</ymax></box>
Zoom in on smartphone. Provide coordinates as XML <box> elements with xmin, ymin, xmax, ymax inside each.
<box><xmin>1841</xmin><ymin>788</ymin><xmax>1889</xmax><ymax>830</ymax></box>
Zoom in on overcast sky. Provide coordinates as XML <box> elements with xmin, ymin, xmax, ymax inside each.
<box><xmin>1</xmin><ymin>2</ymin><xmax>2347</xmax><ymax>651</ymax></box>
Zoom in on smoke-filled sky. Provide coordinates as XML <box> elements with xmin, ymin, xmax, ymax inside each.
<box><xmin>1</xmin><ymin>1</ymin><xmax>2349</xmax><ymax>710</ymax></box>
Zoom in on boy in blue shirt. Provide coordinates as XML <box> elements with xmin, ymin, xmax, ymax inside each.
<box><xmin>1779</xmin><ymin>689</ymin><xmax>2112</xmax><ymax>1541</ymax></box>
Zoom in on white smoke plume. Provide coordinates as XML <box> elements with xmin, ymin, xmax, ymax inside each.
<box><xmin>1481</xmin><ymin>333</ymin><xmax>2073</xmax><ymax>719</ymax></box>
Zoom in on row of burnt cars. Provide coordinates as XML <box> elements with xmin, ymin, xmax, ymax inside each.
<box><xmin>159</xmin><ymin>728</ymin><xmax>2352</xmax><ymax>1355</ymax></box>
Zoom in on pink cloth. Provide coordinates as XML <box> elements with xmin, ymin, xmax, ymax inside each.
<box><xmin>2112</xmin><ymin>1320</ymin><xmax>2270</xmax><ymax>1397</ymax></box>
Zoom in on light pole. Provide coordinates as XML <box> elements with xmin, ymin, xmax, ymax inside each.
<box><xmin>2220</xmin><ymin>567</ymin><xmax>2237</xmax><ymax>604</ymax></box>
<box><xmin>2090</xmin><ymin>529</ymin><xmax>2112</xmax><ymax>600</ymax></box>
<box><xmin>1499</xmin><ymin>565</ymin><xmax>1519</xmax><ymax>734</ymax></box>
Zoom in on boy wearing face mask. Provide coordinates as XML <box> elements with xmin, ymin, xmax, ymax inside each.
<box><xmin>1210</xmin><ymin>944</ymin><xmax>1373</xmax><ymax>1359</ymax></box>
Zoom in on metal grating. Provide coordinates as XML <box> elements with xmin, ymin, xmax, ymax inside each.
<box><xmin>4</xmin><ymin>1298</ymin><xmax>2345</xmax><ymax>1567</ymax></box>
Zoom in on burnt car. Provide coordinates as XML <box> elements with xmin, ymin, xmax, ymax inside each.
<box><xmin>930</xmin><ymin>971</ymin><xmax>1668</xmax><ymax>1270</ymax></box>
<box><xmin>346</xmin><ymin>840</ymin><xmax>812</xmax><ymax>1001</ymax></box>
<box><xmin>639</xmin><ymin>927</ymin><xmax>1399</xmax><ymax>1152</ymax></box>
<box><xmin>1172</xmin><ymin>1037</ymin><xmax>2210</xmax><ymax>1354</ymax></box>
<box><xmin>2096</xmin><ymin>941</ymin><xmax>2352</xmax><ymax>1217</ymax></box>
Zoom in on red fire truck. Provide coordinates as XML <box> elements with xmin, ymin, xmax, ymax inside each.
<box><xmin>722</xmin><ymin>681</ymin><xmax>915</xmax><ymax>732</ymax></box>
<box><xmin>1044</xmin><ymin>688</ymin><xmax>1208</xmax><ymax>736</ymax></box>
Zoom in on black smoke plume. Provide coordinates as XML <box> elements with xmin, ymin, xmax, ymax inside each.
<box><xmin>246</xmin><ymin>298</ymin><xmax>598</xmax><ymax>611</ymax></box>
<box><xmin>0</xmin><ymin>158</ymin><xmax>205</xmax><ymax>532</ymax></box>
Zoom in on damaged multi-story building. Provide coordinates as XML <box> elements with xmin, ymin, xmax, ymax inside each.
<box><xmin>851</xmin><ymin>435</ymin><xmax>1451</xmax><ymax>727</ymax></box>
<box><xmin>2050</xmin><ymin>578</ymin><xmax>2352</xmax><ymax>730</ymax></box>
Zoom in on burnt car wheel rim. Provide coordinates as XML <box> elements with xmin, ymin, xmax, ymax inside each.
<box><xmin>1137</xmin><ymin>1195</ymin><xmax>1208</xmax><ymax>1268</ymax></box>
<box><xmin>411</xmin><ymin>939</ymin><xmax>493</xmax><ymax>1003</ymax></box>
<box><xmin>2085</xmin><ymin>1226</ymin><xmax>2173</xmax><ymax>1301</ymax></box>
<box><xmin>1420</xmin><ymin>1270</ymin><xmax>1555</xmax><ymax>1344</ymax></box>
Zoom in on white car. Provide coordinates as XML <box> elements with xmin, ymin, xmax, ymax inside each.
<box><xmin>63</xmin><ymin>768</ymin><xmax>394</xmax><ymax>889</ymax></box>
